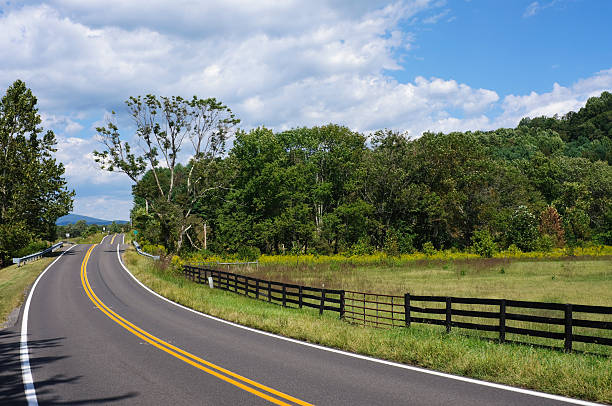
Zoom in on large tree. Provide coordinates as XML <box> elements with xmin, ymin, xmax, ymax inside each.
<box><xmin>0</xmin><ymin>80</ymin><xmax>74</xmax><ymax>265</ymax></box>
<box><xmin>94</xmin><ymin>94</ymin><xmax>239</xmax><ymax>252</ymax></box>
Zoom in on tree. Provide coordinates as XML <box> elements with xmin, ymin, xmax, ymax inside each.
<box><xmin>0</xmin><ymin>80</ymin><xmax>73</xmax><ymax>265</ymax></box>
<box><xmin>539</xmin><ymin>206</ymin><xmax>565</xmax><ymax>247</ymax></box>
<box><xmin>94</xmin><ymin>94</ymin><xmax>239</xmax><ymax>252</ymax></box>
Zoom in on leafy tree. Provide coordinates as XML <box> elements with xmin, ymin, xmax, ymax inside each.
<box><xmin>471</xmin><ymin>229</ymin><xmax>497</xmax><ymax>257</ymax></box>
<box><xmin>506</xmin><ymin>206</ymin><xmax>539</xmax><ymax>252</ymax></box>
<box><xmin>539</xmin><ymin>206</ymin><xmax>565</xmax><ymax>247</ymax></box>
<box><xmin>94</xmin><ymin>94</ymin><xmax>239</xmax><ymax>252</ymax></box>
<box><xmin>0</xmin><ymin>80</ymin><xmax>73</xmax><ymax>265</ymax></box>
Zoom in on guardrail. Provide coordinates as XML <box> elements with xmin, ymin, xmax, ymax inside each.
<box><xmin>132</xmin><ymin>241</ymin><xmax>160</xmax><ymax>260</ymax></box>
<box><xmin>183</xmin><ymin>265</ymin><xmax>344</xmax><ymax>318</ymax></box>
<box><xmin>12</xmin><ymin>241</ymin><xmax>66</xmax><ymax>266</ymax></box>
<box><xmin>345</xmin><ymin>291</ymin><xmax>612</xmax><ymax>352</ymax></box>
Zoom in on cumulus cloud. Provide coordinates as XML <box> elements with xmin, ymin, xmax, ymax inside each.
<box><xmin>495</xmin><ymin>68</ymin><xmax>612</xmax><ymax>128</ymax></box>
<box><xmin>54</xmin><ymin>135</ymin><xmax>127</xmax><ymax>185</ymax></box>
<box><xmin>72</xmin><ymin>195</ymin><xmax>133</xmax><ymax>221</ymax></box>
<box><xmin>0</xmin><ymin>1</ymin><xmax>609</xmax><ymax>219</ymax></box>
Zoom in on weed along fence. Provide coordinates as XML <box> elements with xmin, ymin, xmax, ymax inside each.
<box><xmin>345</xmin><ymin>291</ymin><xmax>612</xmax><ymax>353</ymax></box>
<box><xmin>183</xmin><ymin>265</ymin><xmax>344</xmax><ymax>318</ymax></box>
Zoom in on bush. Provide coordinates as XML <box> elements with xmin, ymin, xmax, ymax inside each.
<box><xmin>539</xmin><ymin>206</ymin><xmax>565</xmax><ymax>247</ymax></box>
<box><xmin>536</xmin><ymin>234</ymin><xmax>554</xmax><ymax>252</ymax></box>
<box><xmin>422</xmin><ymin>241</ymin><xmax>436</xmax><ymax>256</ymax></box>
<box><xmin>237</xmin><ymin>246</ymin><xmax>261</xmax><ymax>262</ymax></box>
<box><xmin>506</xmin><ymin>206</ymin><xmax>539</xmax><ymax>251</ymax></box>
<box><xmin>349</xmin><ymin>237</ymin><xmax>375</xmax><ymax>256</ymax></box>
<box><xmin>471</xmin><ymin>230</ymin><xmax>497</xmax><ymax>258</ymax></box>
<box><xmin>13</xmin><ymin>240</ymin><xmax>48</xmax><ymax>258</ymax></box>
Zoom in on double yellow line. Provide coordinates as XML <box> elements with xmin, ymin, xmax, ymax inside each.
<box><xmin>80</xmin><ymin>244</ymin><xmax>312</xmax><ymax>406</ymax></box>
<box><xmin>109</xmin><ymin>234</ymin><xmax>116</xmax><ymax>245</ymax></box>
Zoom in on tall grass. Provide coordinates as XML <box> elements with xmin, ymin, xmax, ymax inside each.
<box><xmin>124</xmin><ymin>250</ymin><xmax>612</xmax><ymax>404</ymax></box>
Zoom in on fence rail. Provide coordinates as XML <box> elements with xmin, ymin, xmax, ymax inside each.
<box><xmin>12</xmin><ymin>241</ymin><xmax>66</xmax><ymax>266</ymax></box>
<box><xmin>346</xmin><ymin>291</ymin><xmax>612</xmax><ymax>352</ymax></box>
<box><xmin>178</xmin><ymin>266</ymin><xmax>611</xmax><ymax>352</ymax></box>
<box><xmin>183</xmin><ymin>265</ymin><xmax>344</xmax><ymax>318</ymax></box>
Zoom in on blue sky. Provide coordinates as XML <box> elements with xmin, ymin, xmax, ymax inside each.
<box><xmin>0</xmin><ymin>0</ymin><xmax>610</xmax><ymax>221</ymax></box>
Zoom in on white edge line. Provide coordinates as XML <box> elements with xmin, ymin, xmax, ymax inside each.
<box><xmin>21</xmin><ymin>244</ymin><xmax>77</xmax><ymax>406</ymax></box>
<box><xmin>115</xmin><ymin>241</ymin><xmax>603</xmax><ymax>406</ymax></box>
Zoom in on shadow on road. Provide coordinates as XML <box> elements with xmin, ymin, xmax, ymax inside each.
<box><xmin>0</xmin><ymin>330</ymin><xmax>138</xmax><ymax>405</ymax></box>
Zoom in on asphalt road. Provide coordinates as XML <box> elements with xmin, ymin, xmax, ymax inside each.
<box><xmin>0</xmin><ymin>235</ymin><xmax>602</xmax><ymax>405</ymax></box>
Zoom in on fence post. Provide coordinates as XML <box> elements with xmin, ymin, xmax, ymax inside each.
<box><xmin>499</xmin><ymin>299</ymin><xmax>506</xmax><ymax>344</ymax></box>
<box><xmin>255</xmin><ymin>279</ymin><xmax>259</xmax><ymax>299</ymax></box>
<box><xmin>268</xmin><ymin>282</ymin><xmax>272</xmax><ymax>302</ymax></box>
<box><xmin>282</xmin><ymin>284</ymin><xmax>287</xmax><ymax>307</ymax></box>
<box><xmin>298</xmin><ymin>286</ymin><xmax>303</xmax><ymax>309</ymax></box>
<box><xmin>564</xmin><ymin>303</ymin><xmax>573</xmax><ymax>352</ymax></box>
<box><xmin>320</xmin><ymin>289</ymin><xmax>326</xmax><ymax>315</ymax></box>
<box><xmin>339</xmin><ymin>290</ymin><xmax>345</xmax><ymax>320</ymax></box>
<box><xmin>404</xmin><ymin>293</ymin><xmax>411</xmax><ymax>327</ymax></box>
<box><xmin>244</xmin><ymin>276</ymin><xmax>249</xmax><ymax>297</ymax></box>
<box><xmin>446</xmin><ymin>297</ymin><xmax>452</xmax><ymax>333</ymax></box>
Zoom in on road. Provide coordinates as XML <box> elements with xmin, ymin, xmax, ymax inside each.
<box><xmin>0</xmin><ymin>235</ymin><xmax>601</xmax><ymax>405</ymax></box>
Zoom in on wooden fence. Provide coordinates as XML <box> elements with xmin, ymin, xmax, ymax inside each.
<box><xmin>345</xmin><ymin>291</ymin><xmax>612</xmax><ymax>352</ymax></box>
<box><xmin>183</xmin><ymin>265</ymin><xmax>344</xmax><ymax>318</ymax></box>
<box><xmin>181</xmin><ymin>266</ymin><xmax>611</xmax><ymax>353</ymax></box>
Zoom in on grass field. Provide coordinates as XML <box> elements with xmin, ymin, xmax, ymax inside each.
<box><xmin>234</xmin><ymin>256</ymin><xmax>612</xmax><ymax>305</ymax></box>
<box><xmin>125</xmin><ymin>250</ymin><xmax>612</xmax><ymax>404</ymax></box>
<box><xmin>0</xmin><ymin>256</ymin><xmax>55</xmax><ymax>326</ymax></box>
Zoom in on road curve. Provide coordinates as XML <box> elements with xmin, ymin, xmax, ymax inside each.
<box><xmin>0</xmin><ymin>235</ymin><xmax>602</xmax><ymax>405</ymax></box>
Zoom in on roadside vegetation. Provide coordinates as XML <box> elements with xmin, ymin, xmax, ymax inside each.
<box><xmin>0</xmin><ymin>256</ymin><xmax>55</xmax><ymax>326</ymax></box>
<box><xmin>124</xmin><ymin>249</ymin><xmax>612</xmax><ymax>404</ymax></box>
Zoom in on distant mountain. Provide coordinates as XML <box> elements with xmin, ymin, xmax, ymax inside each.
<box><xmin>56</xmin><ymin>213</ymin><xmax>129</xmax><ymax>226</ymax></box>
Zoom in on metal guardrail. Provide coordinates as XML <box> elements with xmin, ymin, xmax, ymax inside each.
<box><xmin>132</xmin><ymin>241</ymin><xmax>160</xmax><ymax>260</ymax></box>
<box><xmin>12</xmin><ymin>241</ymin><xmax>66</xmax><ymax>266</ymax></box>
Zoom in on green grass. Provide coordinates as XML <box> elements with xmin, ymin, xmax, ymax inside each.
<box><xmin>124</xmin><ymin>250</ymin><xmax>612</xmax><ymax>404</ymax></box>
<box><xmin>234</xmin><ymin>257</ymin><xmax>612</xmax><ymax>354</ymax></box>
<box><xmin>0</xmin><ymin>256</ymin><xmax>56</xmax><ymax>326</ymax></box>
<box><xmin>237</xmin><ymin>257</ymin><xmax>612</xmax><ymax>305</ymax></box>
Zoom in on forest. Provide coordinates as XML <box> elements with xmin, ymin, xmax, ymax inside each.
<box><xmin>117</xmin><ymin>92</ymin><xmax>612</xmax><ymax>257</ymax></box>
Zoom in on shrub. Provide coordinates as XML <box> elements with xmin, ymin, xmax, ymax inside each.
<box><xmin>349</xmin><ymin>237</ymin><xmax>375</xmax><ymax>256</ymax></box>
<box><xmin>536</xmin><ymin>234</ymin><xmax>554</xmax><ymax>252</ymax></box>
<box><xmin>471</xmin><ymin>230</ymin><xmax>497</xmax><ymax>258</ymax></box>
<box><xmin>539</xmin><ymin>206</ymin><xmax>565</xmax><ymax>247</ymax></box>
<box><xmin>13</xmin><ymin>240</ymin><xmax>48</xmax><ymax>258</ymax></box>
<box><xmin>506</xmin><ymin>206</ymin><xmax>539</xmax><ymax>251</ymax></box>
<box><xmin>422</xmin><ymin>241</ymin><xmax>436</xmax><ymax>256</ymax></box>
<box><xmin>237</xmin><ymin>246</ymin><xmax>261</xmax><ymax>262</ymax></box>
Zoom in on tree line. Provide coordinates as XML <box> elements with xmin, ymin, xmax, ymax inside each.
<box><xmin>0</xmin><ymin>81</ymin><xmax>73</xmax><ymax>266</ymax></box>
<box><xmin>56</xmin><ymin>220</ymin><xmax>126</xmax><ymax>240</ymax></box>
<box><xmin>97</xmin><ymin>92</ymin><xmax>612</xmax><ymax>257</ymax></box>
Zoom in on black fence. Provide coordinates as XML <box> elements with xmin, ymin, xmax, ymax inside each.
<box><xmin>345</xmin><ymin>291</ymin><xmax>612</xmax><ymax>352</ymax></box>
<box><xmin>183</xmin><ymin>265</ymin><xmax>344</xmax><ymax>318</ymax></box>
<box><xmin>181</xmin><ymin>265</ymin><xmax>611</xmax><ymax>353</ymax></box>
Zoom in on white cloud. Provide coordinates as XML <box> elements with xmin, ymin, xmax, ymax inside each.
<box><xmin>72</xmin><ymin>195</ymin><xmax>133</xmax><ymax>221</ymax></box>
<box><xmin>0</xmin><ymin>1</ymin><xmax>610</xmax><ymax>220</ymax></box>
<box><xmin>495</xmin><ymin>68</ymin><xmax>612</xmax><ymax>127</ymax></box>
<box><xmin>523</xmin><ymin>2</ymin><xmax>540</xmax><ymax>18</ymax></box>
<box><xmin>423</xmin><ymin>9</ymin><xmax>451</xmax><ymax>24</ymax></box>
<box><xmin>55</xmin><ymin>135</ymin><xmax>128</xmax><ymax>186</ymax></box>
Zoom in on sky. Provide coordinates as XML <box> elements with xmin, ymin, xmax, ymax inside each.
<box><xmin>1</xmin><ymin>0</ymin><xmax>611</xmax><ymax>221</ymax></box>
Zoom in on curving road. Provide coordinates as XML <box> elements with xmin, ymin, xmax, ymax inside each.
<box><xmin>0</xmin><ymin>235</ymin><xmax>602</xmax><ymax>405</ymax></box>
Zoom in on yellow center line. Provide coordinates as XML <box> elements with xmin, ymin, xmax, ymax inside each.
<box><xmin>80</xmin><ymin>244</ymin><xmax>312</xmax><ymax>406</ymax></box>
<box><xmin>110</xmin><ymin>234</ymin><xmax>116</xmax><ymax>245</ymax></box>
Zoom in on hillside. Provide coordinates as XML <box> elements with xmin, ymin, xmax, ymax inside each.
<box><xmin>56</xmin><ymin>213</ymin><xmax>129</xmax><ymax>226</ymax></box>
